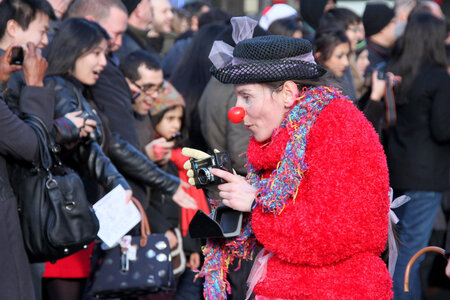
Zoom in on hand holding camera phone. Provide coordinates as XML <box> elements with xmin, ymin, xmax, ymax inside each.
<box><xmin>0</xmin><ymin>44</ymin><xmax>23</xmax><ymax>83</ymax></box>
<box><xmin>166</xmin><ymin>132</ymin><xmax>181</xmax><ymax>142</ymax></box>
<box><xmin>10</xmin><ymin>46</ymin><xmax>24</xmax><ymax>65</ymax></box>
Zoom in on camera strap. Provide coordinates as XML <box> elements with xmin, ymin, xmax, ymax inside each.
<box><xmin>384</xmin><ymin>79</ymin><xmax>397</xmax><ymax>128</ymax></box>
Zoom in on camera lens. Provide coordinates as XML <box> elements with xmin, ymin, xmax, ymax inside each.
<box><xmin>197</xmin><ymin>168</ymin><xmax>213</xmax><ymax>185</ymax></box>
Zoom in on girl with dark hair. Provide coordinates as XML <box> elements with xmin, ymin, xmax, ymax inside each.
<box><xmin>319</xmin><ymin>7</ymin><xmax>365</xmax><ymax>101</ymax></box>
<box><xmin>385</xmin><ymin>13</ymin><xmax>450</xmax><ymax>300</ymax></box>
<box><xmin>146</xmin><ymin>85</ymin><xmax>209</xmax><ymax>299</ymax></box>
<box><xmin>314</xmin><ymin>26</ymin><xmax>356</xmax><ymax>100</ymax></box>
<box><xmin>42</xmin><ymin>18</ymin><xmax>131</xmax><ymax>300</ymax></box>
<box><xmin>169</xmin><ymin>21</ymin><xmax>228</xmax><ymax>152</ymax></box>
<box><xmin>183</xmin><ymin>17</ymin><xmax>392</xmax><ymax>300</ymax></box>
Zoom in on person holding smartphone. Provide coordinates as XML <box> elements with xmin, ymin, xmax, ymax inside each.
<box><xmin>0</xmin><ymin>41</ymin><xmax>55</xmax><ymax>300</ymax></box>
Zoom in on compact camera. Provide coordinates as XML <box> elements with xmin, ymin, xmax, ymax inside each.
<box><xmin>365</xmin><ymin>62</ymin><xmax>387</xmax><ymax>81</ymax></box>
<box><xmin>190</xmin><ymin>152</ymin><xmax>232</xmax><ymax>188</ymax></box>
<box><xmin>79</xmin><ymin>111</ymin><xmax>101</xmax><ymax>143</ymax></box>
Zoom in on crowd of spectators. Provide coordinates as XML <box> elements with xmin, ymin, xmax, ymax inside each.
<box><xmin>0</xmin><ymin>0</ymin><xmax>448</xmax><ymax>299</ymax></box>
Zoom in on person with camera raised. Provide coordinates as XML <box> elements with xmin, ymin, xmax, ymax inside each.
<box><xmin>0</xmin><ymin>0</ymin><xmax>55</xmax><ymax>92</ymax></box>
<box><xmin>358</xmin><ymin>2</ymin><xmax>399</xmax><ymax>133</ymax></box>
<box><xmin>385</xmin><ymin>12</ymin><xmax>450</xmax><ymax>300</ymax></box>
<box><xmin>0</xmin><ymin>41</ymin><xmax>55</xmax><ymax>300</ymax></box>
<box><xmin>41</xmin><ymin>18</ymin><xmax>133</xmax><ymax>300</ymax></box>
<box><xmin>183</xmin><ymin>17</ymin><xmax>392</xmax><ymax>300</ymax></box>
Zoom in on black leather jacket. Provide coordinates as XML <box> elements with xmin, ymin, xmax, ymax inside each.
<box><xmin>45</xmin><ymin>75</ymin><xmax>129</xmax><ymax>193</ymax></box>
<box><xmin>45</xmin><ymin>75</ymin><xmax>180</xmax><ymax>197</ymax></box>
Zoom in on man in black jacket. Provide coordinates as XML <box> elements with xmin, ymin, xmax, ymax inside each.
<box><xmin>66</xmin><ymin>0</ymin><xmax>196</xmax><ymax>209</ymax></box>
<box><xmin>116</xmin><ymin>0</ymin><xmax>158</xmax><ymax>60</ymax></box>
<box><xmin>0</xmin><ymin>42</ymin><xmax>55</xmax><ymax>300</ymax></box>
<box><xmin>0</xmin><ymin>2</ymin><xmax>57</xmax><ymax>299</ymax></box>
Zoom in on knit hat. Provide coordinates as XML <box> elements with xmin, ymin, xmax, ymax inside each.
<box><xmin>150</xmin><ymin>81</ymin><xmax>185</xmax><ymax>117</ymax></box>
<box><xmin>258</xmin><ymin>3</ymin><xmax>298</xmax><ymax>30</ymax></box>
<box><xmin>122</xmin><ymin>0</ymin><xmax>140</xmax><ymax>15</ymax></box>
<box><xmin>362</xmin><ymin>2</ymin><xmax>395</xmax><ymax>37</ymax></box>
<box><xmin>209</xmin><ymin>17</ymin><xmax>325</xmax><ymax>84</ymax></box>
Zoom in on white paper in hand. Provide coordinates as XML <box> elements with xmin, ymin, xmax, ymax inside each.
<box><xmin>93</xmin><ymin>185</ymin><xmax>141</xmax><ymax>248</ymax></box>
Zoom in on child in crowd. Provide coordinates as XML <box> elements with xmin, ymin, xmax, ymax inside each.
<box><xmin>146</xmin><ymin>83</ymin><xmax>209</xmax><ymax>299</ymax></box>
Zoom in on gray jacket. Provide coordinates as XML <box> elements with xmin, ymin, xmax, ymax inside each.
<box><xmin>198</xmin><ymin>77</ymin><xmax>250</xmax><ymax>175</ymax></box>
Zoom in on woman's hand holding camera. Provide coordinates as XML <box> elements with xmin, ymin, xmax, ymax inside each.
<box><xmin>370</xmin><ymin>70</ymin><xmax>402</xmax><ymax>102</ymax></box>
<box><xmin>64</xmin><ymin>111</ymin><xmax>98</xmax><ymax>138</ymax></box>
<box><xmin>210</xmin><ymin>168</ymin><xmax>257</xmax><ymax>212</ymax></box>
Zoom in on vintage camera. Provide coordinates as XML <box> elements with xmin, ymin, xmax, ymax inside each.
<box><xmin>10</xmin><ymin>46</ymin><xmax>24</xmax><ymax>65</ymax></box>
<box><xmin>190</xmin><ymin>152</ymin><xmax>233</xmax><ymax>188</ymax></box>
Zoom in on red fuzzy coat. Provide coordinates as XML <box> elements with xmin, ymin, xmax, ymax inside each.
<box><xmin>249</xmin><ymin>98</ymin><xmax>392</xmax><ymax>299</ymax></box>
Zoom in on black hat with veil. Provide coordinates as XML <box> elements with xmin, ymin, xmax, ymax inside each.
<box><xmin>209</xmin><ymin>17</ymin><xmax>326</xmax><ymax>84</ymax></box>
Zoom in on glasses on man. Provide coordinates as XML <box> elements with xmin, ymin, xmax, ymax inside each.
<box><xmin>133</xmin><ymin>81</ymin><xmax>165</xmax><ymax>95</ymax></box>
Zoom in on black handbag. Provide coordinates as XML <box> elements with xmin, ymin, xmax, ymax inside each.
<box><xmin>88</xmin><ymin>198</ymin><xmax>176</xmax><ymax>298</ymax></box>
<box><xmin>10</xmin><ymin>114</ymin><xmax>99</xmax><ymax>263</ymax></box>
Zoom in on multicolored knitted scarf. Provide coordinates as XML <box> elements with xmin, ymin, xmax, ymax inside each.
<box><xmin>196</xmin><ymin>87</ymin><xmax>347</xmax><ymax>299</ymax></box>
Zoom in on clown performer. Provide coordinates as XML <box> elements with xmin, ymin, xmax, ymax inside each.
<box><xmin>183</xmin><ymin>17</ymin><xmax>392</xmax><ymax>300</ymax></box>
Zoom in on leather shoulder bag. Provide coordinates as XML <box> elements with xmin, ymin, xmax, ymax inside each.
<box><xmin>10</xmin><ymin>114</ymin><xmax>99</xmax><ymax>263</ymax></box>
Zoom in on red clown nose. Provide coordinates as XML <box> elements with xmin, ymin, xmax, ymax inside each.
<box><xmin>228</xmin><ymin>106</ymin><xmax>245</xmax><ymax>123</ymax></box>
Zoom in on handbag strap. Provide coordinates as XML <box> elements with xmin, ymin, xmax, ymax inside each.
<box><xmin>25</xmin><ymin>114</ymin><xmax>61</xmax><ymax>158</ymax></box>
<box><xmin>130</xmin><ymin>197</ymin><xmax>151</xmax><ymax>247</ymax></box>
<box><xmin>23</xmin><ymin>114</ymin><xmax>53</xmax><ymax>170</ymax></box>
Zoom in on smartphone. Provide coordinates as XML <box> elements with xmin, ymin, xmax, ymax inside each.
<box><xmin>10</xmin><ymin>46</ymin><xmax>24</xmax><ymax>65</ymax></box>
<box><xmin>166</xmin><ymin>132</ymin><xmax>181</xmax><ymax>142</ymax></box>
<box><xmin>131</xmin><ymin>91</ymin><xmax>141</xmax><ymax>104</ymax></box>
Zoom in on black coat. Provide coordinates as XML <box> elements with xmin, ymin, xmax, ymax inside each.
<box><xmin>89</xmin><ymin>56</ymin><xmax>180</xmax><ymax>205</ymax></box>
<box><xmin>45</xmin><ymin>75</ymin><xmax>130</xmax><ymax>195</ymax></box>
<box><xmin>386</xmin><ymin>65</ymin><xmax>450</xmax><ymax>191</ymax></box>
<box><xmin>0</xmin><ymin>86</ymin><xmax>55</xmax><ymax>300</ymax></box>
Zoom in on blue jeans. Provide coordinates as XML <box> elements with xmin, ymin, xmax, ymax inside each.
<box><xmin>392</xmin><ymin>190</ymin><xmax>442</xmax><ymax>300</ymax></box>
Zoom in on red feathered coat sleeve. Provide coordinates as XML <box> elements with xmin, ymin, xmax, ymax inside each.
<box><xmin>251</xmin><ymin>99</ymin><xmax>392</xmax><ymax>299</ymax></box>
